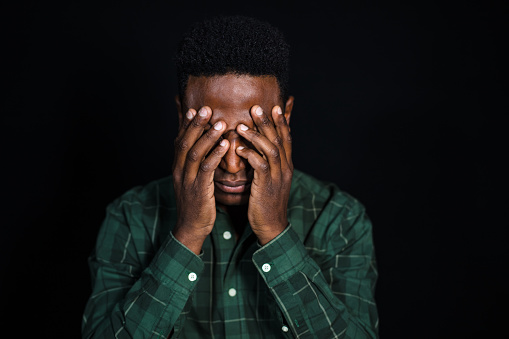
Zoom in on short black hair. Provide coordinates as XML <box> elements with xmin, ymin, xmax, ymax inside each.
<box><xmin>175</xmin><ymin>15</ymin><xmax>290</xmax><ymax>102</ymax></box>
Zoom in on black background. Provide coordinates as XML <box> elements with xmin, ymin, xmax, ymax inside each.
<box><xmin>1</xmin><ymin>0</ymin><xmax>506</xmax><ymax>338</ymax></box>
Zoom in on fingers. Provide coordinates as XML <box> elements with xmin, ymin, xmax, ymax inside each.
<box><xmin>173</xmin><ymin>106</ymin><xmax>212</xmax><ymax>173</ymax></box>
<box><xmin>271</xmin><ymin>105</ymin><xmax>293</xmax><ymax>170</ymax></box>
<box><xmin>195</xmin><ymin>138</ymin><xmax>230</xmax><ymax>185</ymax></box>
<box><xmin>183</xmin><ymin>119</ymin><xmax>228</xmax><ymax>182</ymax></box>
<box><xmin>236</xmin><ymin>105</ymin><xmax>291</xmax><ymax>176</ymax></box>
<box><xmin>235</xmin><ymin>145</ymin><xmax>271</xmax><ymax>179</ymax></box>
<box><xmin>176</xmin><ymin>108</ymin><xmax>197</xmax><ymax>141</ymax></box>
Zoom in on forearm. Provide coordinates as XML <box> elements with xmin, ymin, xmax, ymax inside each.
<box><xmin>82</xmin><ymin>233</ymin><xmax>204</xmax><ymax>339</ymax></box>
<box><xmin>266</xmin><ymin>259</ymin><xmax>376</xmax><ymax>338</ymax></box>
<box><xmin>252</xmin><ymin>225</ymin><xmax>378</xmax><ymax>338</ymax></box>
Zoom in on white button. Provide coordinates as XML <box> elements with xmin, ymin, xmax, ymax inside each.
<box><xmin>188</xmin><ymin>272</ymin><xmax>197</xmax><ymax>281</ymax></box>
<box><xmin>262</xmin><ymin>263</ymin><xmax>271</xmax><ymax>272</ymax></box>
<box><xmin>228</xmin><ymin>288</ymin><xmax>237</xmax><ymax>297</ymax></box>
<box><xmin>282</xmin><ymin>325</ymin><xmax>289</xmax><ymax>332</ymax></box>
<box><xmin>223</xmin><ymin>231</ymin><xmax>232</xmax><ymax>240</ymax></box>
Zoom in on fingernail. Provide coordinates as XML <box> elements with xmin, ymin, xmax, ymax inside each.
<box><xmin>255</xmin><ymin>106</ymin><xmax>263</xmax><ymax>116</ymax></box>
<box><xmin>220</xmin><ymin>139</ymin><xmax>227</xmax><ymax>147</ymax></box>
<box><xmin>214</xmin><ymin>121</ymin><xmax>223</xmax><ymax>130</ymax></box>
<box><xmin>186</xmin><ymin>110</ymin><xmax>194</xmax><ymax>119</ymax></box>
<box><xmin>198</xmin><ymin>107</ymin><xmax>208</xmax><ymax>117</ymax></box>
<box><xmin>237</xmin><ymin>146</ymin><xmax>245</xmax><ymax>151</ymax></box>
<box><xmin>239</xmin><ymin>124</ymin><xmax>249</xmax><ymax>131</ymax></box>
<box><xmin>277</xmin><ymin>106</ymin><xmax>283</xmax><ymax>115</ymax></box>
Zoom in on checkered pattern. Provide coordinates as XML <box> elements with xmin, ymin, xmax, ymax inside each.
<box><xmin>82</xmin><ymin>169</ymin><xmax>378</xmax><ymax>338</ymax></box>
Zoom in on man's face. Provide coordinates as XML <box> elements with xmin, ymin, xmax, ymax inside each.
<box><xmin>177</xmin><ymin>74</ymin><xmax>292</xmax><ymax>207</ymax></box>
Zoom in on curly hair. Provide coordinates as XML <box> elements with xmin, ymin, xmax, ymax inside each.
<box><xmin>175</xmin><ymin>15</ymin><xmax>290</xmax><ymax>101</ymax></box>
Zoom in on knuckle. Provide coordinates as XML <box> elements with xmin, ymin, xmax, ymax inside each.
<box><xmin>191</xmin><ymin>118</ymin><xmax>202</xmax><ymax>128</ymax></box>
<box><xmin>259</xmin><ymin>162</ymin><xmax>270</xmax><ymax>173</ymax></box>
<box><xmin>180</xmin><ymin>119</ymin><xmax>191</xmax><ymax>129</ymax></box>
<box><xmin>199</xmin><ymin>161</ymin><xmax>213</xmax><ymax>172</ymax></box>
<box><xmin>172</xmin><ymin>171</ymin><xmax>182</xmax><ymax>183</ymax></box>
<box><xmin>286</xmin><ymin>134</ymin><xmax>292</xmax><ymax>143</ymax></box>
<box><xmin>269</xmin><ymin>146</ymin><xmax>280</xmax><ymax>159</ymax></box>
<box><xmin>203</xmin><ymin>129</ymin><xmax>216</xmax><ymax>141</ymax></box>
<box><xmin>187</xmin><ymin>149</ymin><xmax>200</xmax><ymax>162</ymax></box>
<box><xmin>284</xmin><ymin>171</ymin><xmax>293</xmax><ymax>181</ymax></box>
<box><xmin>260</xmin><ymin>116</ymin><xmax>271</xmax><ymax>127</ymax></box>
<box><xmin>273</xmin><ymin>136</ymin><xmax>283</xmax><ymax>148</ymax></box>
<box><xmin>175</xmin><ymin>139</ymin><xmax>189</xmax><ymax>152</ymax></box>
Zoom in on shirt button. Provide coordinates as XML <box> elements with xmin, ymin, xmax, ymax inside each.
<box><xmin>262</xmin><ymin>263</ymin><xmax>271</xmax><ymax>272</ymax></box>
<box><xmin>188</xmin><ymin>272</ymin><xmax>197</xmax><ymax>281</ymax></box>
<box><xmin>223</xmin><ymin>231</ymin><xmax>232</xmax><ymax>240</ymax></box>
<box><xmin>228</xmin><ymin>288</ymin><xmax>237</xmax><ymax>297</ymax></box>
<box><xmin>282</xmin><ymin>325</ymin><xmax>289</xmax><ymax>332</ymax></box>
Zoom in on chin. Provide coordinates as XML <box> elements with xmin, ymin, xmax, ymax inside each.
<box><xmin>215</xmin><ymin>191</ymin><xmax>250</xmax><ymax>206</ymax></box>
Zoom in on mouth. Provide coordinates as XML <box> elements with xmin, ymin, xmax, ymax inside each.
<box><xmin>214</xmin><ymin>180</ymin><xmax>251</xmax><ymax>194</ymax></box>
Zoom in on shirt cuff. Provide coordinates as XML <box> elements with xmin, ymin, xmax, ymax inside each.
<box><xmin>148</xmin><ymin>231</ymin><xmax>204</xmax><ymax>294</ymax></box>
<box><xmin>252</xmin><ymin>224</ymin><xmax>309</xmax><ymax>287</ymax></box>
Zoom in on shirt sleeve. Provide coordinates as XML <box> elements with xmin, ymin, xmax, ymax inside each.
<box><xmin>82</xmin><ymin>201</ymin><xmax>203</xmax><ymax>339</ymax></box>
<box><xmin>252</xmin><ymin>202</ymin><xmax>378</xmax><ymax>338</ymax></box>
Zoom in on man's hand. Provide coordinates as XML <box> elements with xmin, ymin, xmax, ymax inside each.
<box><xmin>172</xmin><ymin>106</ymin><xmax>228</xmax><ymax>254</ymax></box>
<box><xmin>236</xmin><ymin>105</ymin><xmax>293</xmax><ymax>245</ymax></box>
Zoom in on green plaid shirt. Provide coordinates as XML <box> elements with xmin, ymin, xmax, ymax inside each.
<box><xmin>82</xmin><ymin>169</ymin><xmax>378</xmax><ymax>338</ymax></box>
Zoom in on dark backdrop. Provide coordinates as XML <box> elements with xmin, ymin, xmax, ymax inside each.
<box><xmin>1</xmin><ymin>1</ymin><xmax>506</xmax><ymax>338</ymax></box>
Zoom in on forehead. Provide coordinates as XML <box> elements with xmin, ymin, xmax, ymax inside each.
<box><xmin>184</xmin><ymin>74</ymin><xmax>281</xmax><ymax>113</ymax></box>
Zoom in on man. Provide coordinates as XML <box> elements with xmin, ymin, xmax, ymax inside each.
<box><xmin>82</xmin><ymin>16</ymin><xmax>378</xmax><ymax>338</ymax></box>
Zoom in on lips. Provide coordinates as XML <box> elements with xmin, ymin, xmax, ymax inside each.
<box><xmin>214</xmin><ymin>180</ymin><xmax>251</xmax><ymax>194</ymax></box>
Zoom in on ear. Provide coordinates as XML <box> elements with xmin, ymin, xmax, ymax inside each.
<box><xmin>284</xmin><ymin>96</ymin><xmax>294</xmax><ymax>126</ymax></box>
<box><xmin>175</xmin><ymin>94</ymin><xmax>183</xmax><ymax>127</ymax></box>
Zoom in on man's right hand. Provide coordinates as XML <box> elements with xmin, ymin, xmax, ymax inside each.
<box><xmin>172</xmin><ymin>106</ymin><xmax>228</xmax><ymax>255</ymax></box>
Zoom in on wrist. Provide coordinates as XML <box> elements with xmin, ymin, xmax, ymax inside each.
<box><xmin>173</xmin><ymin>227</ymin><xmax>208</xmax><ymax>255</ymax></box>
<box><xmin>254</xmin><ymin>222</ymin><xmax>288</xmax><ymax>246</ymax></box>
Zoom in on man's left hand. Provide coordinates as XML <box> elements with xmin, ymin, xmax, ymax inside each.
<box><xmin>236</xmin><ymin>105</ymin><xmax>293</xmax><ymax>245</ymax></box>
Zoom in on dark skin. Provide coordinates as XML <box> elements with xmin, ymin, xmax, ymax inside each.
<box><xmin>172</xmin><ymin>74</ymin><xmax>294</xmax><ymax>255</ymax></box>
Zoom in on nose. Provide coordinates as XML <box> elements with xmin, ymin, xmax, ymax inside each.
<box><xmin>220</xmin><ymin>130</ymin><xmax>247</xmax><ymax>174</ymax></box>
